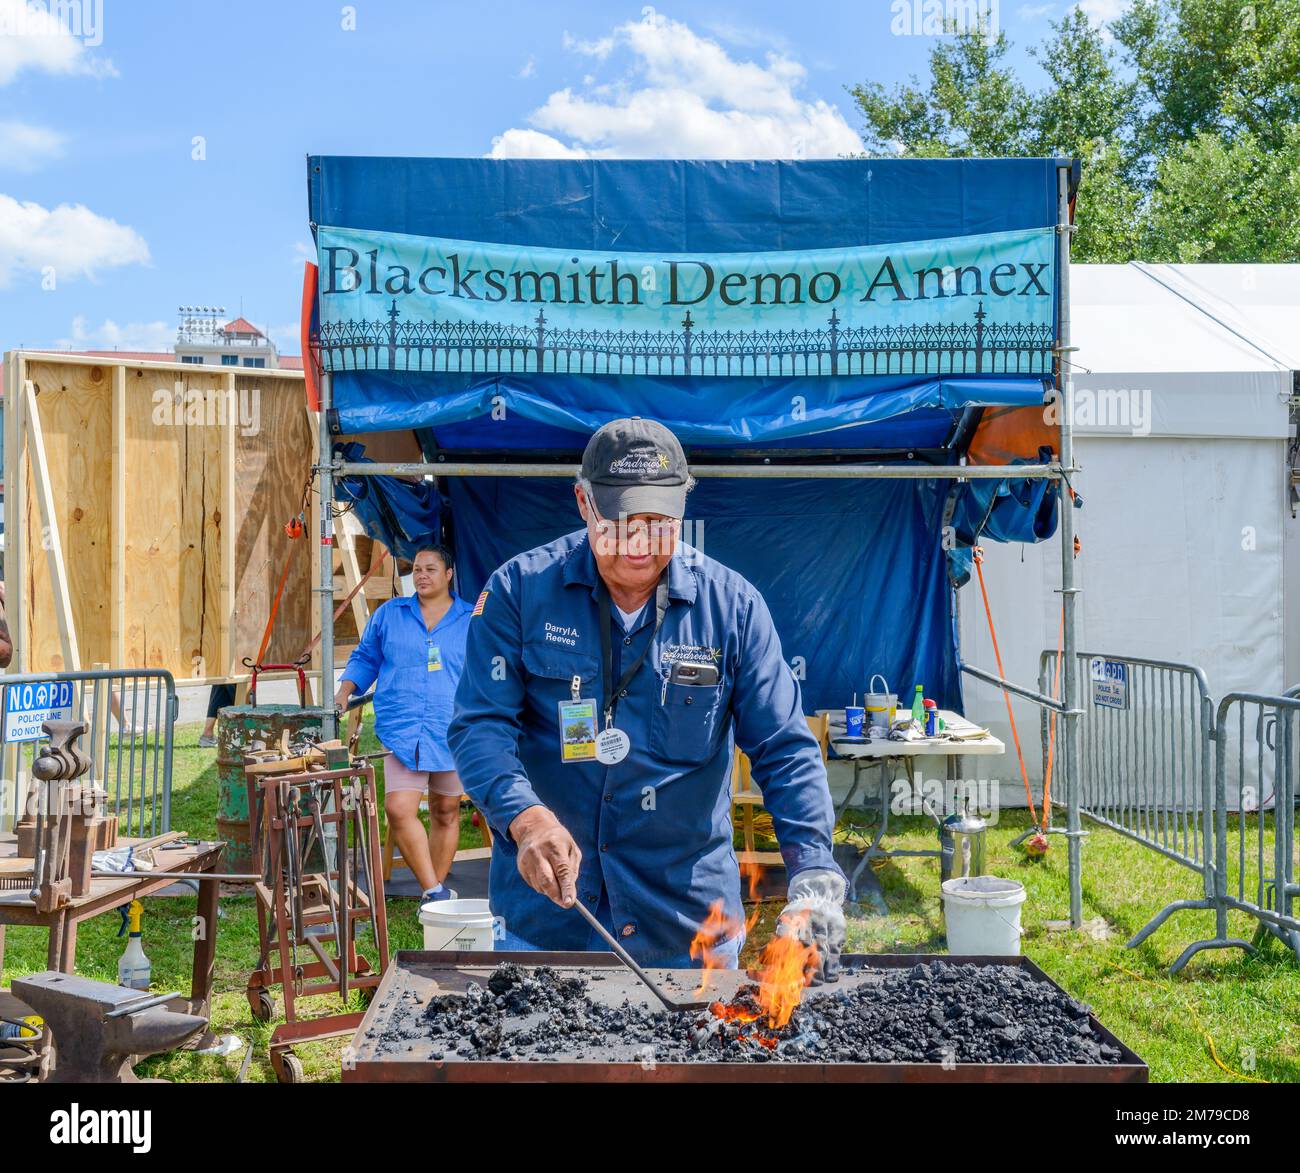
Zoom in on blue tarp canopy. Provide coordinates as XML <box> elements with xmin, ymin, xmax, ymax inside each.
<box><xmin>309</xmin><ymin>157</ymin><xmax>1067</xmax><ymax>714</ymax></box>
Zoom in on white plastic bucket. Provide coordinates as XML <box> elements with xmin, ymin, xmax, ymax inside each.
<box><xmin>418</xmin><ymin>898</ymin><xmax>496</xmax><ymax>951</ymax></box>
<box><xmin>941</xmin><ymin>876</ymin><xmax>1026</xmax><ymax>956</ymax></box>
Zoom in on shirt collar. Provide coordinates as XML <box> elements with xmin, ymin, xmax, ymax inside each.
<box><xmin>399</xmin><ymin>591</ymin><xmax>467</xmax><ymax>617</ymax></box>
<box><xmin>562</xmin><ymin>532</ymin><xmax>698</xmax><ymax>605</ymax></box>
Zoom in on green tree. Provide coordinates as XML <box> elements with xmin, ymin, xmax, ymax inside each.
<box><xmin>1115</xmin><ymin>0</ymin><xmax>1300</xmax><ymax>156</ymax></box>
<box><xmin>849</xmin><ymin>26</ymin><xmax>1034</xmax><ymax>157</ymax></box>
<box><xmin>1144</xmin><ymin>126</ymin><xmax>1300</xmax><ymax>261</ymax></box>
<box><xmin>848</xmin><ymin>0</ymin><xmax>1300</xmax><ymax>263</ymax></box>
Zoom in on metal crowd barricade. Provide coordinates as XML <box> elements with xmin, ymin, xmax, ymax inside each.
<box><xmin>0</xmin><ymin>669</ymin><xmax>177</xmax><ymax>839</ymax></box>
<box><xmin>1036</xmin><ymin>651</ymin><xmax>1299</xmax><ymax>971</ymax></box>
<box><xmin>1041</xmin><ymin>651</ymin><xmax>1216</xmax><ymax>874</ymax></box>
<box><xmin>1210</xmin><ymin>693</ymin><xmax>1300</xmax><ymax>964</ymax></box>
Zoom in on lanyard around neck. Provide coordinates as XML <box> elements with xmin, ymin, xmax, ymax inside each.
<box><xmin>597</xmin><ymin>573</ymin><xmax>670</xmax><ymax>728</ymax></box>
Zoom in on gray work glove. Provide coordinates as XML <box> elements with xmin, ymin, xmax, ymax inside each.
<box><xmin>776</xmin><ymin>868</ymin><xmax>847</xmax><ymax>984</ymax></box>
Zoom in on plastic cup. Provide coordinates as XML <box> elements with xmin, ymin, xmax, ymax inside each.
<box><xmin>844</xmin><ymin>706</ymin><xmax>866</xmax><ymax>737</ymax></box>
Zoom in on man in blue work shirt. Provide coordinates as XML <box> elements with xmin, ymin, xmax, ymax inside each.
<box><xmin>448</xmin><ymin>418</ymin><xmax>846</xmax><ymax>976</ymax></box>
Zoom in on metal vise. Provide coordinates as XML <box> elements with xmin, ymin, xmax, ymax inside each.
<box><xmin>14</xmin><ymin>720</ymin><xmax>115</xmax><ymax>910</ymax></box>
<box><xmin>13</xmin><ymin>972</ymin><xmax>207</xmax><ymax>1083</ymax></box>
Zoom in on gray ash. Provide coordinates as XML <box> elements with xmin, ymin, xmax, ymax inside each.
<box><xmin>386</xmin><ymin>961</ymin><xmax>1125</xmax><ymax>1066</ymax></box>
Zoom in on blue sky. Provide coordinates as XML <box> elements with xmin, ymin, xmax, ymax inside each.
<box><xmin>0</xmin><ymin>0</ymin><xmax>1117</xmax><ymax>355</ymax></box>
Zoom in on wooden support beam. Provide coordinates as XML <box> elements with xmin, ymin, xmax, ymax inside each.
<box><xmin>4</xmin><ymin>351</ymin><xmax>28</xmax><ymax>673</ymax></box>
<box><xmin>23</xmin><ymin>380</ymin><xmax>81</xmax><ymax>673</ymax></box>
<box><xmin>219</xmin><ymin>371</ymin><xmax>238</xmax><ymax>677</ymax></box>
<box><xmin>337</xmin><ymin>516</ymin><xmax>371</xmax><ymax>640</ymax></box>
<box><xmin>110</xmin><ymin>363</ymin><xmax>126</xmax><ymax>666</ymax></box>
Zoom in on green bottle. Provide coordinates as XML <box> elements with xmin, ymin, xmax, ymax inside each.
<box><xmin>911</xmin><ymin>684</ymin><xmax>925</xmax><ymax>726</ymax></box>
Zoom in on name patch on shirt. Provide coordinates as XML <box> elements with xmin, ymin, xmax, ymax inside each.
<box><xmin>544</xmin><ymin>621</ymin><xmax>580</xmax><ymax>648</ymax></box>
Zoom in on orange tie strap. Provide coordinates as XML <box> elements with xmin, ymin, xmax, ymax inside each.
<box><xmin>971</xmin><ymin>547</ymin><xmax>1039</xmax><ymax>830</ymax></box>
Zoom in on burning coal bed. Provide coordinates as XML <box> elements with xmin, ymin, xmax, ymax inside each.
<box><xmin>383</xmin><ymin>962</ymin><xmax>1126</xmax><ymax>1066</ymax></box>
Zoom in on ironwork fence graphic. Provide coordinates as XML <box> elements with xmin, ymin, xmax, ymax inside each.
<box><xmin>317</xmin><ymin>301</ymin><xmax>1054</xmax><ymax>378</ymax></box>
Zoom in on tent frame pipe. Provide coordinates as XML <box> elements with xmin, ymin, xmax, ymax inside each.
<box><xmin>334</xmin><ymin>461</ymin><xmax>1066</xmax><ymax>481</ymax></box>
<box><xmin>1057</xmin><ymin>162</ymin><xmax>1083</xmax><ymax>930</ymax></box>
<box><xmin>318</xmin><ymin>369</ymin><xmax>337</xmax><ymax>742</ymax></box>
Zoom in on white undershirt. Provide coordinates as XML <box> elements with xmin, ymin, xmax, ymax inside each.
<box><xmin>615</xmin><ymin>602</ymin><xmax>646</xmax><ymax>630</ymax></box>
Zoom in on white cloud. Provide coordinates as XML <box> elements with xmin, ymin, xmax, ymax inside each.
<box><xmin>0</xmin><ymin>119</ymin><xmax>65</xmax><ymax>170</ymax></box>
<box><xmin>489</xmin><ymin>128</ymin><xmax>591</xmax><ymax>159</ymax></box>
<box><xmin>491</xmin><ymin>11</ymin><xmax>861</xmax><ymax>160</ymax></box>
<box><xmin>518</xmin><ymin>56</ymin><xmax>536</xmax><ymax>80</ymax></box>
<box><xmin>1077</xmin><ymin>0</ymin><xmax>1127</xmax><ymax>23</ymax></box>
<box><xmin>0</xmin><ymin>0</ymin><xmax>117</xmax><ymax>85</ymax></box>
<box><xmin>57</xmin><ymin>314</ymin><xmax>173</xmax><ymax>353</ymax></box>
<box><xmin>1017</xmin><ymin>3</ymin><xmax>1055</xmax><ymax>18</ymax></box>
<box><xmin>0</xmin><ymin>193</ymin><xmax>149</xmax><ymax>286</ymax></box>
<box><xmin>266</xmin><ymin>321</ymin><xmax>301</xmax><ymax>353</ymax></box>
<box><xmin>701</xmin><ymin>19</ymin><xmax>793</xmax><ymax>55</ymax></box>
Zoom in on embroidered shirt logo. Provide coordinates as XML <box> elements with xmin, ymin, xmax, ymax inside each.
<box><xmin>660</xmin><ymin>643</ymin><xmax>721</xmax><ymax>665</ymax></box>
<box><xmin>472</xmin><ymin>589</ymin><xmax>489</xmax><ymax>617</ymax></box>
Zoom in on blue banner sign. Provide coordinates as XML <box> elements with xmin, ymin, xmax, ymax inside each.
<box><xmin>316</xmin><ymin>225</ymin><xmax>1055</xmax><ymax>378</ymax></box>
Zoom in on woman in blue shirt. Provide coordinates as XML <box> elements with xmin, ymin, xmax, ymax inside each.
<box><xmin>335</xmin><ymin>545</ymin><xmax>472</xmax><ymax>903</ymax></box>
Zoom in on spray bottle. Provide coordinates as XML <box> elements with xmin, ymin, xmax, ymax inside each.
<box><xmin>117</xmin><ymin>899</ymin><xmax>151</xmax><ymax>990</ymax></box>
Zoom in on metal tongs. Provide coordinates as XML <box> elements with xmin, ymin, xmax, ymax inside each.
<box><xmin>571</xmin><ymin>899</ymin><xmax>712</xmax><ymax>1013</ymax></box>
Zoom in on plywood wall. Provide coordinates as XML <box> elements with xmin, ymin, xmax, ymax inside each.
<box><xmin>4</xmin><ymin>353</ymin><xmax>343</xmax><ymax>684</ymax></box>
<box><xmin>21</xmin><ymin>358</ymin><xmax>114</xmax><ymax>672</ymax></box>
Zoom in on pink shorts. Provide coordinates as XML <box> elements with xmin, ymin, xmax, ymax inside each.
<box><xmin>383</xmin><ymin>753</ymin><xmax>464</xmax><ymax>798</ymax></box>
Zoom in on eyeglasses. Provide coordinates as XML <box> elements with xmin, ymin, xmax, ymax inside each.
<box><xmin>587</xmin><ymin>498</ymin><xmax>681</xmax><ymax>551</ymax></box>
<box><xmin>594</xmin><ymin>517</ymin><xmax>680</xmax><ymax>540</ymax></box>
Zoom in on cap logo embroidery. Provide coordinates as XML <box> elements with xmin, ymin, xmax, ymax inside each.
<box><xmin>609</xmin><ymin>451</ymin><xmax>665</xmax><ymax>477</ymax></box>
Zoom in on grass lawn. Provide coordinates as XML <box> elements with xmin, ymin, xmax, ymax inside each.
<box><xmin>3</xmin><ymin>714</ymin><xmax>1296</xmax><ymax>1083</ymax></box>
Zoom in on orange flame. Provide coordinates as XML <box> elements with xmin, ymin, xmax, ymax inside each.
<box><xmin>739</xmin><ymin>861</ymin><xmax>764</xmax><ymax>934</ymax></box>
<box><xmin>750</xmin><ymin>912</ymin><xmax>819</xmax><ymax>1029</ymax></box>
<box><xmin>689</xmin><ymin>899</ymin><xmax>742</xmax><ymax>996</ymax></box>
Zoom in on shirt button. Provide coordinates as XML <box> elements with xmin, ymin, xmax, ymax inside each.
<box><xmin>623</xmin><ymin>636</ymin><xmax>632</xmax><ymax>646</ymax></box>
<box><xmin>685</xmin><ymin>695</ymin><xmax>693</xmax><ymax>705</ymax></box>
<box><xmin>604</xmin><ymin>793</ymin><xmax>612</xmax><ymax>803</ymax></box>
<box><xmin>586</xmin><ymin>893</ymin><xmax>597</xmax><ymax>904</ymax></box>
<box><xmin>600</xmin><ymin>843</ymin><xmax>609</xmax><ymax>852</ymax></box>
<box><xmin>620</xmin><ymin>689</ymin><xmax>628</xmax><ymax>698</ymax></box>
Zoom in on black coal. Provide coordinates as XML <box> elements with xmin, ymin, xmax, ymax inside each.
<box><xmin>377</xmin><ymin>961</ymin><xmax>1125</xmax><ymax>1065</ymax></box>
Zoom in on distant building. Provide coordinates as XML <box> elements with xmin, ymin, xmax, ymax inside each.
<box><xmin>8</xmin><ymin>305</ymin><xmax>303</xmax><ymax>373</ymax></box>
<box><xmin>173</xmin><ymin>306</ymin><xmax>284</xmax><ymax>369</ymax></box>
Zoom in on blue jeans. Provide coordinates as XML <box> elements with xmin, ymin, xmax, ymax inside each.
<box><xmin>494</xmin><ymin>892</ymin><xmax>744</xmax><ymax>969</ymax></box>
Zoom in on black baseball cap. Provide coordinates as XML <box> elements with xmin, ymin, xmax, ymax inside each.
<box><xmin>579</xmin><ymin>417</ymin><xmax>691</xmax><ymax>520</ymax></box>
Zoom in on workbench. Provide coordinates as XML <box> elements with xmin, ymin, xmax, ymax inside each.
<box><xmin>826</xmin><ymin>709</ymin><xmax>1005</xmax><ymax>903</ymax></box>
<box><xmin>0</xmin><ymin>832</ymin><xmax>224</xmax><ymax>1018</ymax></box>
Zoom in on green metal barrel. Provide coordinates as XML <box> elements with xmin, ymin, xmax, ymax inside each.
<box><xmin>215</xmin><ymin>704</ymin><xmax>330</xmax><ymax>874</ymax></box>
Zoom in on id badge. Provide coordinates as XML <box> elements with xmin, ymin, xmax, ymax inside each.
<box><xmin>558</xmin><ymin>698</ymin><xmax>598</xmax><ymax>763</ymax></box>
<box><xmin>427</xmin><ymin>644</ymin><xmax>443</xmax><ymax>672</ymax></box>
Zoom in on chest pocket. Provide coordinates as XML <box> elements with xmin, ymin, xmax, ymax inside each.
<box><xmin>651</xmin><ymin>677</ymin><xmax>725</xmax><ymax>764</ymax></box>
<box><xmin>522</xmin><ymin>644</ymin><xmax>599</xmax><ymax>695</ymax></box>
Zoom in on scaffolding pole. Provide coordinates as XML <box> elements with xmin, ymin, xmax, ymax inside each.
<box><xmin>1057</xmin><ymin>162</ymin><xmax>1083</xmax><ymax>930</ymax></box>
<box><xmin>334</xmin><ymin>461</ymin><xmax>1062</xmax><ymax>480</ymax></box>
<box><xmin>318</xmin><ymin>370</ymin><xmax>337</xmax><ymax>741</ymax></box>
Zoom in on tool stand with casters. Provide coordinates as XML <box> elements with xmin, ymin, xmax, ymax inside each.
<box><xmin>243</xmin><ymin>763</ymin><xmax>390</xmax><ymax>1083</ymax></box>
